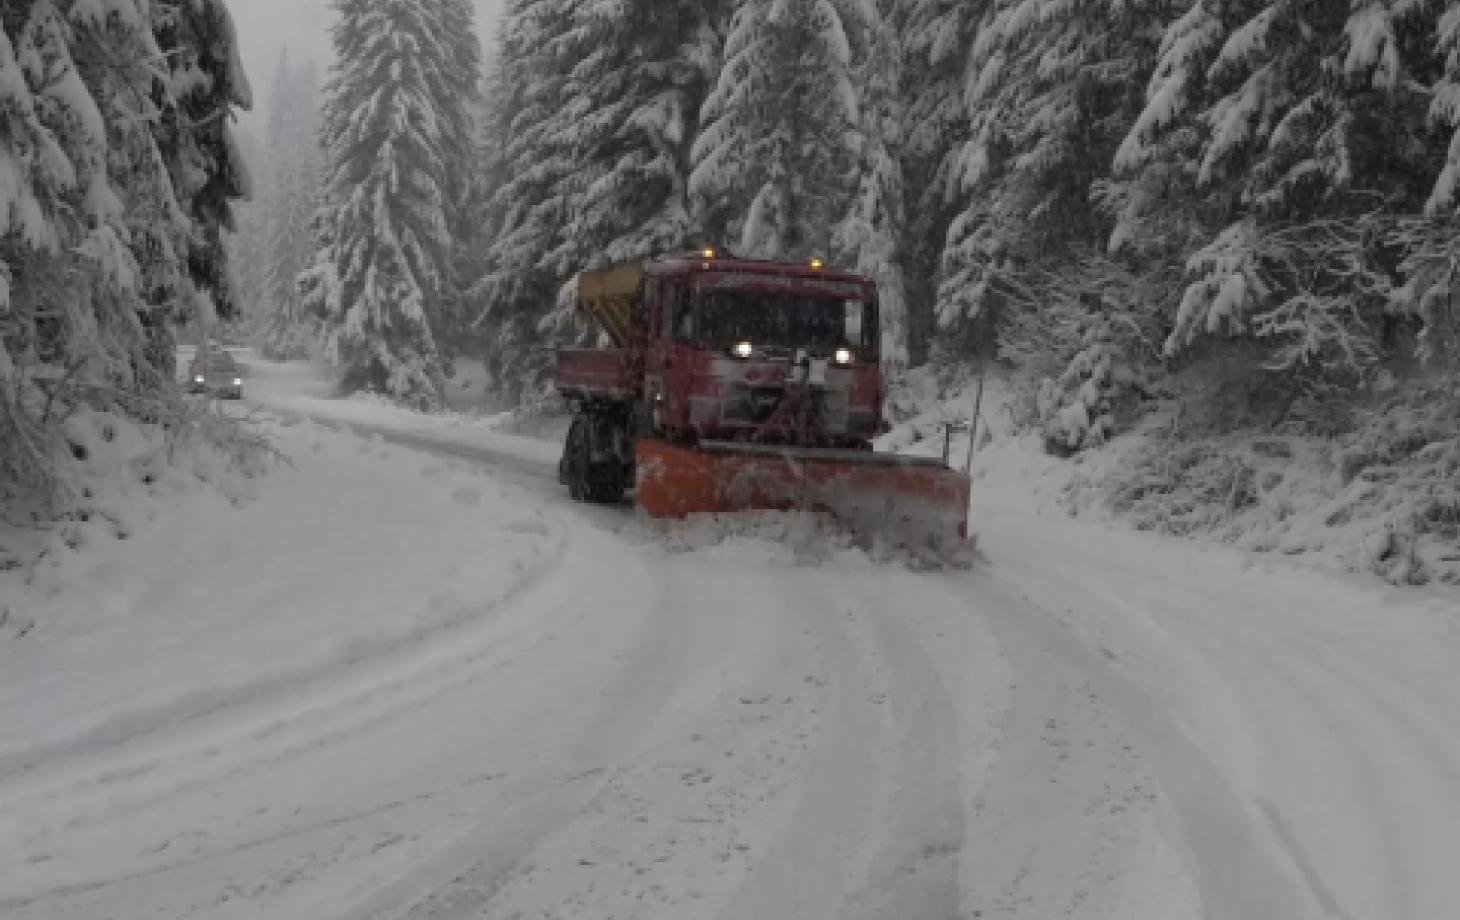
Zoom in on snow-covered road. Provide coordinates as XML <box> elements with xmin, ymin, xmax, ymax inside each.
<box><xmin>1</xmin><ymin>353</ymin><xmax>1456</xmax><ymax>920</ymax></box>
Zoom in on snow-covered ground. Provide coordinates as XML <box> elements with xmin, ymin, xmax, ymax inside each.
<box><xmin>883</xmin><ymin>368</ymin><xmax>1460</xmax><ymax>588</ymax></box>
<box><xmin>0</xmin><ymin>351</ymin><xmax>1456</xmax><ymax>920</ymax></box>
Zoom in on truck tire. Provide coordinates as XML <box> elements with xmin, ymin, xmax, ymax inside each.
<box><xmin>587</xmin><ymin>470</ymin><xmax>625</xmax><ymax>504</ymax></box>
<box><xmin>581</xmin><ymin>420</ymin><xmax>625</xmax><ymax>504</ymax></box>
<box><xmin>564</xmin><ymin>415</ymin><xmax>589</xmax><ymax>501</ymax></box>
<box><xmin>565</xmin><ymin>412</ymin><xmax>627</xmax><ymax>505</ymax></box>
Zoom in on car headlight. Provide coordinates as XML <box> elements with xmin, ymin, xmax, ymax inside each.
<box><xmin>732</xmin><ymin>340</ymin><xmax>753</xmax><ymax>359</ymax></box>
<box><xmin>833</xmin><ymin>347</ymin><xmax>853</xmax><ymax>366</ymax></box>
<box><xmin>193</xmin><ymin>375</ymin><xmax>204</xmax><ymax>383</ymax></box>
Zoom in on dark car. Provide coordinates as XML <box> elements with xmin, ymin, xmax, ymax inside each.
<box><xmin>187</xmin><ymin>347</ymin><xmax>243</xmax><ymax>399</ymax></box>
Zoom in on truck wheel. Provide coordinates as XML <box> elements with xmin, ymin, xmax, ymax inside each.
<box><xmin>567</xmin><ymin>413</ymin><xmax>628</xmax><ymax>505</ymax></box>
<box><xmin>588</xmin><ymin>416</ymin><xmax>631</xmax><ymax>504</ymax></box>
<box><xmin>586</xmin><ymin>467</ymin><xmax>625</xmax><ymax>504</ymax></box>
<box><xmin>564</xmin><ymin>416</ymin><xmax>588</xmax><ymax>501</ymax></box>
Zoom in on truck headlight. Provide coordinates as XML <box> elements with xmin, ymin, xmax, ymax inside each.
<box><xmin>732</xmin><ymin>340</ymin><xmax>753</xmax><ymax>359</ymax></box>
<box><xmin>233</xmin><ymin>377</ymin><xmax>242</xmax><ymax>386</ymax></box>
<box><xmin>194</xmin><ymin>375</ymin><xmax>204</xmax><ymax>383</ymax></box>
<box><xmin>833</xmin><ymin>347</ymin><xmax>853</xmax><ymax>366</ymax></box>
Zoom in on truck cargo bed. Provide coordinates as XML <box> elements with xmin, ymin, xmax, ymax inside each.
<box><xmin>555</xmin><ymin>349</ymin><xmax>636</xmax><ymax>401</ymax></box>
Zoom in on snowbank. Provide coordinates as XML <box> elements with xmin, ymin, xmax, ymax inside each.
<box><xmin>441</xmin><ymin>357</ymin><xmax>513</xmax><ymax>416</ymax></box>
<box><xmin>230</xmin><ymin>351</ymin><xmax>567</xmax><ymax>468</ymax></box>
<box><xmin>1106</xmin><ymin>382</ymin><xmax>1460</xmax><ymax>586</ymax></box>
<box><xmin>262</xmin><ymin>389</ymin><xmax>565</xmax><ymax>470</ymax></box>
<box><xmin>879</xmin><ymin>368</ymin><xmax>1083</xmax><ymax>516</ymax></box>
<box><xmin>880</xmin><ymin>366</ymin><xmax>1460</xmax><ymax>587</ymax></box>
<box><xmin>0</xmin><ymin>404</ymin><xmax>275</xmax><ymax>638</ymax></box>
<box><xmin>0</xmin><ymin>412</ymin><xmax>561</xmax><ymax>778</ymax></box>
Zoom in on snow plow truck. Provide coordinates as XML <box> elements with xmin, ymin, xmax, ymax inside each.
<box><xmin>553</xmin><ymin>249</ymin><xmax>971</xmax><ymax>556</ymax></box>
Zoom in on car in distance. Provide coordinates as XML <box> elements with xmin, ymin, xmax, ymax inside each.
<box><xmin>186</xmin><ymin>347</ymin><xmax>243</xmax><ymax>399</ymax></box>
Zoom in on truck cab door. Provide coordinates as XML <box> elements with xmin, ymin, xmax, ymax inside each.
<box><xmin>644</xmin><ymin>277</ymin><xmax>685</xmax><ymax>434</ymax></box>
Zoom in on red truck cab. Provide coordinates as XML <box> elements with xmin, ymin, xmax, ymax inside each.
<box><xmin>556</xmin><ymin>250</ymin><xmax>884</xmax><ymax>464</ymax></box>
<box><xmin>554</xmin><ymin>251</ymin><xmax>886</xmax><ymax>502</ymax></box>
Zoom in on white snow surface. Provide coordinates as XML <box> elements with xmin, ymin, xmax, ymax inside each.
<box><xmin>0</xmin><ymin>351</ymin><xmax>1457</xmax><ymax>920</ymax></box>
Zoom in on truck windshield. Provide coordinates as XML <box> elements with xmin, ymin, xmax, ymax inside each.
<box><xmin>685</xmin><ymin>288</ymin><xmax>876</xmax><ymax>358</ymax></box>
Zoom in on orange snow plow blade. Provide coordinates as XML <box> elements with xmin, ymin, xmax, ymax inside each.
<box><xmin>634</xmin><ymin>439</ymin><xmax>972</xmax><ymax>562</ymax></box>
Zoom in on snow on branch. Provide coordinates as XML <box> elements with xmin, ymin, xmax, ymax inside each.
<box><xmin>993</xmin><ymin>252</ymin><xmax>1165</xmax><ymax>455</ymax></box>
<box><xmin>1391</xmin><ymin>216</ymin><xmax>1460</xmax><ymax>363</ymax></box>
<box><xmin>1166</xmin><ymin>213</ymin><xmax>1404</xmax><ymax>378</ymax></box>
<box><xmin>1427</xmin><ymin>7</ymin><xmax>1460</xmax><ymax>216</ymax></box>
<box><xmin>1114</xmin><ymin>0</ymin><xmax>1223</xmax><ymax>172</ymax></box>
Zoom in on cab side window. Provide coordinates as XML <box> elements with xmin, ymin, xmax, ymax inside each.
<box><xmin>666</xmin><ymin>281</ymin><xmax>687</xmax><ymax>338</ymax></box>
<box><xmin>861</xmin><ymin>299</ymin><xmax>881</xmax><ymax>355</ymax></box>
<box><xmin>642</xmin><ymin>278</ymin><xmax>662</xmax><ymax>337</ymax></box>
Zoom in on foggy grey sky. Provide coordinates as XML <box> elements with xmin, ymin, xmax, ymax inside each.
<box><xmin>229</xmin><ymin>0</ymin><xmax>505</xmax><ymax>131</ymax></box>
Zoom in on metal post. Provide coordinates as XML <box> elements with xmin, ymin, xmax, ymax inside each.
<box><xmin>199</xmin><ymin>298</ymin><xmax>209</xmax><ymax>399</ymax></box>
<box><xmin>965</xmin><ymin>365</ymin><xmax>985</xmax><ymax>475</ymax></box>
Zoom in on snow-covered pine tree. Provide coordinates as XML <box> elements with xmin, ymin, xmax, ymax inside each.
<box><xmin>937</xmin><ymin>0</ymin><xmax>1166</xmax><ymax>358</ymax></box>
<box><xmin>1395</xmin><ymin>3</ymin><xmax>1460</xmax><ymax>366</ymax></box>
<box><xmin>690</xmin><ymin>0</ymin><xmax>864</xmax><ymax>259</ymax></box>
<box><xmin>896</xmin><ymin>0</ymin><xmax>988</xmax><ymax>365</ymax></box>
<box><xmin>471</xmin><ymin>0</ymin><xmax>589</xmax><ymax>401</ymax></box>
<box><xmin>927</xmin><ymin>0</ymin><xmax>1020</xmax><ymax>353</ymax></box>
<box><xmin>1430</xmin><ymin>3</ymin><xmax>1460</xmax><ymax>219</ymax></box>
<box><xmin>558</xmin><ymin>0</ymin><xmax>724</xmax><ymax>268</ymax></box>
<box><xmin>1104</xmin><ymin>0</ymin><xmax>1224</xmax><ymax>255</ymax></box>
<box><xmin>259</xmin><ymin>54</ymin><xmax>325</xmax><ymax>360</ymax></box>
<box><xmin>454</xmin><ymin>62</ymin><xmax>510</xmax><ymax>382</ymax></box>
<box><xmin>901</xmin><ymin>0</ymin><xmax>1175</xmax><ymax>452</ymax></box>
<box><xmin>153</xmin><ymin>0</ymin><xmax>254</xmax><ymax>329</ymax></box>
<box><xmin>428</xmin><ymin>0</ymin><xmax>483</xmax><ymax>362</ymax></box>
<box><xmin>437</xmin><ymin>0</ymin><xmax>483</xmax><ymax>216</ymax></box>
<box><xmin>223</xmin><ymin>50</ymin><xmax>291</xmax><ymax>341</ymax></box>
<box><xmin>1121</xmin><ymin>0</ymin><xmax>1450</xmax><ymax>382</ymax></box>
<box><xmin>532</xmin><ymin>0</ymin><xmax>727</xmax><ymax>341</ymax></box>
<box><xmin>295</xmin><ymin>192</ymin><xmax>342</xmax><ymax>344</ymax></box>
<box><xmin>306</xmin><ymin>0</ymin><xmax>481</xmax><ymax>409</ymax></box>
<box><xmin>833</xmin><ymin>0</ymin><xmax>909</xmax><ymax>376</ymax></box>
<box><xmin>227</xmin><ymin>122</ymin><xmax>271</xmax><ymax>328</ymax></box>
<box><xmin>2</xmin><ymin>0</ymin><xmax>249</xmax><ymax>515</ymax></box>
<box><xmin>1395</xmin><ymin>215</ymin><xmax>1460</xmax><ymax>366</ymax></box>
<box><xmin>0</xmin><ymin>2</ymin><xmax>87</xmax><ymax>502</ymax></box>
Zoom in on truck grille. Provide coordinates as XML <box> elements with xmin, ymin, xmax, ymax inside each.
<box><xmin>723</xmin><ymin>384</ymin><xmax>785</xmax><ymax>423</ymax></box>
<box><xmin>722</xmin><ymin>384</ymin><xmax>849</xmax><ymax>433</ymax></box>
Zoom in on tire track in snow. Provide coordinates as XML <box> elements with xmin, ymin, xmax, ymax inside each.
<box><xmin>362</xmin><ymin>548</ymin><xmax>699</xmax><ymax>920</ymax></box>
<box><xmin>399</xmin><ymin>558</ymin><xmax>858</xmax><ymax>920</ymax></box>
<box><xmin>949</xmin><ymin>569</ymin><xmax>1309</xmax><ymax>920</ymax></box>
<box><xmin>923</xmin><ymin>572</ymin><xmax>1170</xmax><ymax>920</ymax></box>
<box><xmin>0</xmin><ymin>427</ymin><xmax>571</xmax><ymax>793</ymax></box>
<box><xmin>0</xmin><ymin>509</ymin><xmax>589</xmax><ymax>909</ymax></box>
<box><xmin>0</xmin><ymin>532</ymin><xmax>566</xmax><ymax>791</ymax></box>
<box><xmin>0</xmin><ymin>518</ymin><xmax>686</xmax><ymax>919</ymax></box>
<box><xmin>1114</xmin><ymin>576</ymin><xmax>1460</xmax><ymax>920</ymax></box>
<box><xmin>830</xmin><ymin>575</ymin><xmax>968</xmax><ymax>920</ymax></box>
<box><xmin>262</xmin><ymin>409</ymin><xmax>562</xmax><ymax>497</ymax></box>
<box><xmin>702</xmin><ymin>571</ymin><xmax>894</xmax><ymax>920</ymax></box>
<box><xmin>1156</xmin><ymin>609</ymin><xmax>1393</xmax><ymax>920</ymax></box>
<box><xmin>391</xmin><ymin>556</ymin><xmax>982</xmax><ymax>920</ymax></box>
